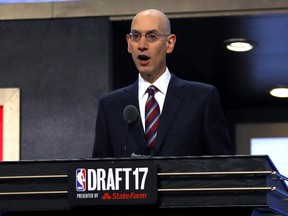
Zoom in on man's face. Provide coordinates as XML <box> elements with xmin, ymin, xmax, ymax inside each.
<box><xmin>126</xmin><ymin>12</ymin><xmax>175</xmax><ymax>81</ymax></box>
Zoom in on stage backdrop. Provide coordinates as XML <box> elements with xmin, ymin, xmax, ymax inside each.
<box><xmin>0</xmin><ymin>17</ymin><xmax>110</xmax><ymax>160</ymax></box>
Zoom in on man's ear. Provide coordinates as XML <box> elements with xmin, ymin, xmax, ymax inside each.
<box><xmin>126</xmin><ymin>35</ymin><xmax>132</xmax><ymax>53</ymax></box>
<box><xmin>166</xmin><ymin>34</ymin><xmax>176</xmax><ymax>54</ymax></box>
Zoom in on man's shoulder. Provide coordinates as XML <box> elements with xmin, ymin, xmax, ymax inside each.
<box><xmin>171</xmin><ymin>74</ymin><xmax>216</xmax><ymax>91</ymax></box>
<box><xmin>99</xmin><ymin>82</ymin><xmax>136</xmax><ymax>102</ymax></box>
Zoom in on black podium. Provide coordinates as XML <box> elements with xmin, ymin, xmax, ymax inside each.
<box><xmin>0</xmin><ymin>155</ymin><xmax>287</xmax><ymax>215</ymax></box>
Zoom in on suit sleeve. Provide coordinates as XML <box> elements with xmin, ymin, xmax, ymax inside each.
<box><xmin>203</xmin><ymin>87</ymin><xmax>235</xmax><ymax>155</ymax></box>
<box><xmin>92</xmin><ymin>98</ymin><xmax>113</xmax><ymax>158</ymax></box>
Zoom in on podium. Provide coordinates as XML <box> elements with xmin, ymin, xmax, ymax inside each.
<box><xmin>0</xmin><ymin>155</ymin><xmax>287</xmax><ymax>215</ymax></box>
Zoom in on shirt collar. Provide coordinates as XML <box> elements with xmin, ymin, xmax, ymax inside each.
<box><xmin>138</xmin><ymin>67</ymin><xmax>171</xmax><ymax>98</ymax></box>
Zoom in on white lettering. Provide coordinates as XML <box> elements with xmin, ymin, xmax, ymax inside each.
<box><xmin>114</xmin><ymin>168</ymin><xmax>123</xmax><ymax>190</ymax></box>
<box><xmin>86</xmin><ymin>167</ymin><xmax>149</xmax><ymax>191</ymax></box>
<box><xmin>97</xmin><ymin>168</ymin><xmax>106</xmax><ymax>190</ymax></box>
<box><xmin>139</xmin><ymin>167</ymin><xmax>148</xmax><ymax>190</ymax></box>
<box><xmin>122</xmin><ymin>168</ymin><xmax>132</xmax><ymax>190</ymax></box>
<box><xmin>106</xmin><ymin>168</ymin><xmax>115</xmax><ymax>190</ymax></box>
<box><xmin>87</xmin><ymin>169</ymin><xmax>96</xmax><ymax>190</ymax></box>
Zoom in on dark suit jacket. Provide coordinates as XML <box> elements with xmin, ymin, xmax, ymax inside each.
<box><xmin>92</xmin><ymin>74</ymin><xmax>234</xmax><ymax>158</ymax></box>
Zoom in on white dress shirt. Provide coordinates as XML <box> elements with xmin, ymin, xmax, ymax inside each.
<box><xmin>138</xmin><ymin>68</ymin><xmax>171</xmax><ymax>130</ymax></box>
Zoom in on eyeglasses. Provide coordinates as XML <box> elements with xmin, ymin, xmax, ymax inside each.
<box><xmin>128</xmin><ymin>32</ymin><xmax>170</xmax><ymax>42</ymax></box>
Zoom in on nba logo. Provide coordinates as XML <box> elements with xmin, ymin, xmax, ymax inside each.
<box><xmin>76</xmin><ymin>168</ymin><xmax>86</xmax><ymax>192</ymax></box>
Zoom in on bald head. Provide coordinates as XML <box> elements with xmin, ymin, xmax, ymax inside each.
<box><xmin>131</xmin><ymin>9</ymin><xmax>171</xmax><ymax>34</ymax></box>
<box><xmin>127</xmin><ymin>9</ymin><xmax>176</xmax><ymax>83</ymax></box>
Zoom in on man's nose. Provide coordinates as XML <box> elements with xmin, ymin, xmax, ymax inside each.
<box><xmin>138</xmin><ymin>36</ymin><xmax>148</xmax><ymax>50</ymax></box>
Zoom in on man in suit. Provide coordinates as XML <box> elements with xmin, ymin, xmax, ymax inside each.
<box><xmin>92</xmin><ymin>9</ymin><xmax>234</xmax><ymax>158</ymax></box>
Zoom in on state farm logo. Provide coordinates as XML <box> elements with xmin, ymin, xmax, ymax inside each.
<box><xmin>102</xmin><ymin>193</ymin><xmax>112</xmax><ymax>200</ymax></box>
<box><xmin>101</xmin><ymin>192</ymin><xmax>148</xmax><ymax>200</ymax></box>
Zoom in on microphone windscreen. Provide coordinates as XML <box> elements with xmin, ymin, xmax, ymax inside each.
<box><xmin>123</xmin><ymin>105</ymin><xmax>139</xmax><ymax>125</ymax></box>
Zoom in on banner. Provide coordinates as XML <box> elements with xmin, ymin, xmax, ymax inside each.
<box><xmin>68</xmin><ymin>160</ymin><xmax>158</xmax><ymax>206</ymax></box>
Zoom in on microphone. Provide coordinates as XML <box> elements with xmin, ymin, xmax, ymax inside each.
<box><xmin>123</xmin><ymin>105</ymin><xmax>139</xmax><ymax>125</ymax></box>
<box><xmin>123</xmin><ymin>105</ymin><xmax>139</xmax><ymax>157</ymax></box>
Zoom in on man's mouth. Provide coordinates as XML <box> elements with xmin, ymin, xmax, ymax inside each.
<box><xmin>138</xmin><ymin>55</ymin><xmax>150</xmax><ymax>62</ymax></box>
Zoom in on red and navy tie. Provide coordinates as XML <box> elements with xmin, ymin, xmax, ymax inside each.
<box><xmin>145</xmin><ymin>85</ymin><xmax>160</xmax><ymax>150</ymax></box>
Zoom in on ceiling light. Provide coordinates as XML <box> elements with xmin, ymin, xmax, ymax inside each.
<box><xmin>270</xmin><ymin>87</ymin><xmax>288</xmax><ymax>98</ymax></box>
<box><xmin>223</xmin><ymin>38</ymin><xmax>255</xmax><ymax>52</ymax></box>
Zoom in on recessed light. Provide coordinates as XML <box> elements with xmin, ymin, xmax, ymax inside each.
<box><xmin>270</xmin><ymin>87</ymin><xmax>288</xmax><ymax>98</ymax></box>
<box><xmin>223</xmin><ymin>38</ymin><xmax>255</xmax><ymax>52</ymax></box>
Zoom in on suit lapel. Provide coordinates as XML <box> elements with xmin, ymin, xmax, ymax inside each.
<box><xmin>122</xmin><ymin>81</ymin><xmax>139</xmax><ymax>111</ymax></box>
<box><xmin>154</xmin><ymin>75</ymin><xmax>186</xmax><ymax>155</ymax></box>
<box><xmin>122</xmin><ymin>82</ymin><xmax>147</xmax><ymax>154</ymax></box>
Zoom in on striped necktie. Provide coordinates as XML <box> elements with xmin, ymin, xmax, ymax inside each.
<box><xmin>145</xmin><ymin>85</ymin><xmax>160</xmax><ymax>150</ymax></box>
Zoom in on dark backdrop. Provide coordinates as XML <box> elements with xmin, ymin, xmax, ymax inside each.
<box><xmin>0</xmin><ymin>17</ymin><xmax>110</xmax><ymax>160</ymax></box>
